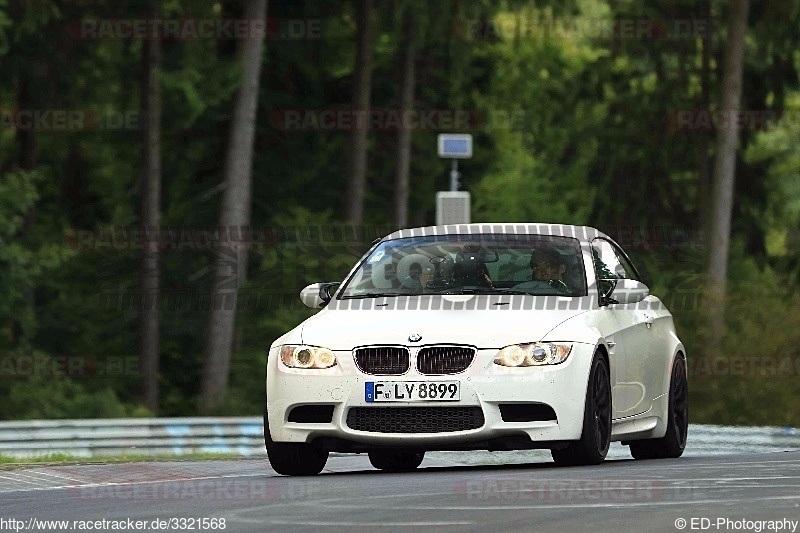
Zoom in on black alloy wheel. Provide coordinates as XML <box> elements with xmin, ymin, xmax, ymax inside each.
<box><xmin>551</xmin><ymin>354</ymin><xmax>611</xmax><ymax>466</ymax></box>
<box><xmin>264</xmin><ymin>401</ymin><xmax>329</xmax><ymax>476</ymax></box>
<box><xmin>629</xmin><ymin>356</ymin><xmax>688</xmax><ymax>459</ymax></box>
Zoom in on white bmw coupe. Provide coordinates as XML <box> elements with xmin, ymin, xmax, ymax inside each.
<box><xmin>265</xmin><ymin>224</ymin><xmax>688</xmax><ymax>475</ymax></box>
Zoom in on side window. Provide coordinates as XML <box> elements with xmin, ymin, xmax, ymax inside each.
<box><xmin>590</xmin><ymin>239</ymin><xmax>623</xmax><ymax>297</ymax></box>
<box><xmin>613</xmin><ymin>247</ymin><xmax>640</xmax><ymax>282</ymax></box>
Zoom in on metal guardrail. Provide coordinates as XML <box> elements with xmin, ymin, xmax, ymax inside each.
<box><xmin>0</xmin><ymin>418</ymin><xmax>797</xmax><ymax>459</ymax></box>
<box><xmin>0</xmin><ymin>417</ymin><xmax>264</xmax><ymax>459</ymax></box>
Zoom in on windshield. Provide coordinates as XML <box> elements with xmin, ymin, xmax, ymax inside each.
<box><xmin>338</xmin><ymin>234</ymin><xmax>587</xmax><ymax>299</ymax></box>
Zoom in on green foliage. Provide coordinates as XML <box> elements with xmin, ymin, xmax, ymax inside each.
<box><xmin>0</xmin><ymin>453</ymin><xmax>79</xmax><ymax>464</ymax></box>
<box><xmin>2</xmin><ymin>0</ymin><xmax>800</xmax><ymax>426</ymax></box>
<box><xmin>745</xmin><ymin>93</ymin><xmax>800</xmax><ymax>240</ymax></box>
<box><xmin>0</xmin><ymin>451</ymin><xmax>239</xmax><ymax>464</ymax></box>
<box><xmin>0</xmin><ymin>0</ymin><xmax>11</xmax><ymax>56</ymax></box>
<box><xmin>1</xmin><ymin>353</ymin><xmax>132</xmax><ymax>419</ymax></box>
<box><xmin>11</xmin><ymin>0</ymin><xmax>59</xmax><ymax>38</ymax></box>
<box><xmin>686</xmin><ymin>242</ymin><xmax>800</xmax><ymax>426</ymax></box>
<box><xmin>0</xmin><ymin>170</ymin><xmax>77</xmax><ymax>347</ymax></box>
<box><xmin>0</xmin><ymin>170</ymin><xmax>38</xmax><ymax>239</ymax></box>
<box><xmin>218</xmin><ymin>206</ymin><xmax>376</xmax><ymax>415</ymax></box>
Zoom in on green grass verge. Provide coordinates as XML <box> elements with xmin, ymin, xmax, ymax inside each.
<box><xmin>0</xmin><ymin>451</ymin><xmax>250</xmax><ymax>468</ymax></box>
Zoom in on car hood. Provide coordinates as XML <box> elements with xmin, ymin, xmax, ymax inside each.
<box><xmin>301</xmin><ymin>297</ymin><xmax>590</xmax><ymax>350</ymax></box>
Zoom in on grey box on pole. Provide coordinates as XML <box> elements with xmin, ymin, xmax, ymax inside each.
<box><xmin>436</xmin><ymin>191</ymin><xmax>471</xmax><ymax>225</ymax></box>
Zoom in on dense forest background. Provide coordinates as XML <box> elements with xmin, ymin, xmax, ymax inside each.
<box><xmin>1</xmin><ymin>0</ymin><xmax>799</xmax><ymax>425</ymax></box>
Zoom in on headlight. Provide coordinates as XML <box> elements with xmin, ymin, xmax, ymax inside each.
<box><xmin>280</xmin><ymin>345</ymin><xmax>338</xmax><ymax>369</ymax></box>
<box><xmin>496</xmin><ymin>345</ymin><xmax>526</xmax><ymax>367</ymax></box>
<box><xmin>493</xmin><ymin>342</ymin><xmax>572</xmax><ymax>367</ymax></box>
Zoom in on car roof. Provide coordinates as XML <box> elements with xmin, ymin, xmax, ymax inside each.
<box><xmin>383</xmin><ymin>223</ymin><xmax>609</xmax><ymax>242</ymax></box>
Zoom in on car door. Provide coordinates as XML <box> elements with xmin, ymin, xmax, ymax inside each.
<box><xmin>613</xmin><ymin>244</ymin><xmax>675</xmax><ymax>412</ymax></box>
<box><xmin>590</xmin><ymin>238</ymin><xmax>650</xmax><ymax>417</ymax></box>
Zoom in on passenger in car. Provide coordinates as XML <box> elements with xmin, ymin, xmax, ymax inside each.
<box><xmin>403</xmin><ymin>261</ymin><xmax>435</xmax><ymax>293</ymax></box>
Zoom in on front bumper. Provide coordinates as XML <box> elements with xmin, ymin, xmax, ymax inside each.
<box><xmin>265</xmin><ymin>343</ymin><xmax>596</xmax><ymax>450</ymax></box>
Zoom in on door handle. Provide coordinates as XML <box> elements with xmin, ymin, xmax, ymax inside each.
<box><xmin>644</xmin><ymin>314</ymin><xmax>654</xmax><ymax>328</ymax></box>
<box><xmin>607</xmin><ymin>341</ymin><xmax>616</xmax><ymax>348</ymax></box>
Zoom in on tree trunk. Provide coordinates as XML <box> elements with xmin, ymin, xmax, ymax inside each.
<box><xmin>697</xmin><ymin>0</ymin><xmax>712</xmax><ymax>240</ymax></box>
<box><xmin>705</xmin><ymin>0</ymin><xmax>749</xmax><ymax>355</ymax></box>
<box><xmin>343</xmin><ymin>0</ymin><xmax>374</xmax><ymax>223</ymax></box>
<box><xmin>12</xmin><ymin>60</ymin><xmax>38</xmax><ymax>348</ymax></box>
<box><xmin>392</xmin><ymin>9</ymin><xmax>415</xmax><ymax>228</ymax></box>
<box><xmin>200</xmin><ymin>0</ymin><xmax>268</xmax><ymax>413</ymax></box>
<box><xmin>138</xmin><ymin>0</ymin><xmax>162</xmax><ymax>414</ymax></box>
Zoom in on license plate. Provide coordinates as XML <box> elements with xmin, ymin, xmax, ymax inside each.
<box><xmin>365</xmin><ymin>381</ymin><xmax>460</xmax><ymax>402</ymax></box>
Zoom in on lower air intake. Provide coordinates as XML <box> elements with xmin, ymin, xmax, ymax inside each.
<box><xmin>346</xmin><ymin>407</ymin><xmax>484</xmax><ymax>433</ymax></box>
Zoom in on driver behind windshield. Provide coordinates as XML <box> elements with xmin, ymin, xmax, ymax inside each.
<box><xmin>529</xmin><ymin>246</ymin><xmax>569</xmax><ymax>293</ymax></box>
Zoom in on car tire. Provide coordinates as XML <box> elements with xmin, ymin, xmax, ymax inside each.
<box><xmin>629</xmin><ymin>355</ymin><xmax>688</xmax><ymax>460</ymax></box>
<box><xmin>368</xmin><ymin>450</ymin><xmax>424</xmax><ymax>472</ymax></box>
<box><xmin>264</xmin><ymin>402</ymin><xmax>328</xmax><ymax>476</ymax></box>
<box><xmin>551</xmin><ymin>353</ymin><xmax>611</xmax><ymax>466</ymax></box>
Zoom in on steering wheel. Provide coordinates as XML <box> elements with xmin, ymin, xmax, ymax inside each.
<box><xmin>512</xmin><ymin>280</ymin><xmax>568</xmax><ymax>295</ymax></box>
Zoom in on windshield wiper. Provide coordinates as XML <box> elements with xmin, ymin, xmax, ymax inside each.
<box><xmin>342</xmin><ymin>288</ymin><xmax>535</xmax><ymax>299</ymax></box>
<box><xmin>437</xmin><ymin>288</ymin><xmax>532</xmax><ymax>295</ymax></box>
<box><xmin>340</xmin><ymin>292</ymin><xmax>408</xmax><ymax>300</ymax></box>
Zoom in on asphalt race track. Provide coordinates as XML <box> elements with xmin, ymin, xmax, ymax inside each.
<box><xmin>1</xmin><ymin>448</ymin><xmax>799</xmax><ymax>532</ymax></box>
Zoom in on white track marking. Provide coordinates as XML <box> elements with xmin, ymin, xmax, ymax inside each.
<box><xmin>0</xmin><ymin>472</ymin><xmax>269</xmax><ymax>494</ymax></box>
<box><xmin>264</xmin><ymin>520</ymin><xmax>473</xmax><ymax>527</ymax></box>
<box><xmin>364</xmin><ymin>493</ymin><xmax>800</xmax><ymax>510</ymax></box>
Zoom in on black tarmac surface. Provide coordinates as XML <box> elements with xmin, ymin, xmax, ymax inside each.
<box><xmin>1</xmin><ymin>449</ymin><xmax>799</xmax><ymax>532</ymax></box>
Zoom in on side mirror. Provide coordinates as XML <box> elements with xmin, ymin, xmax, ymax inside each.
<box><xmin>299</xmin><ymin>282</ymin><xmax>340</xmax><ymax>308</ymax></box>
<box><xmin>605</xmin><ymin>279</ymin><xmax>649</xmax><ymax>304</ymax></box>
